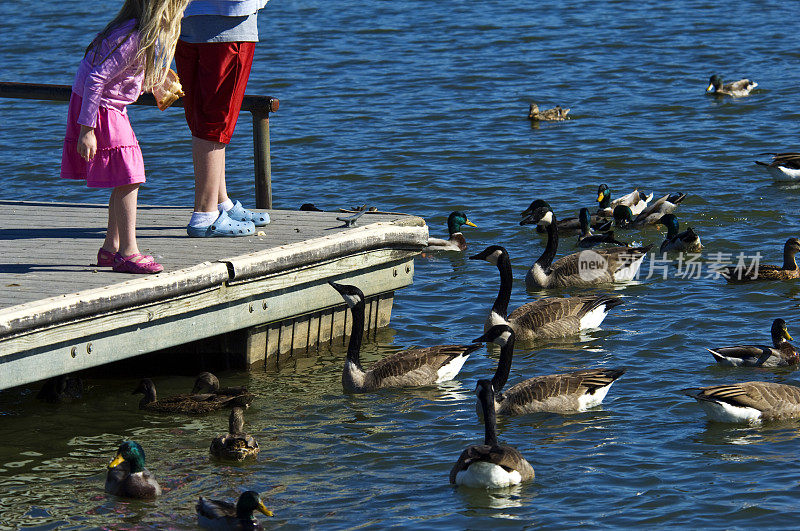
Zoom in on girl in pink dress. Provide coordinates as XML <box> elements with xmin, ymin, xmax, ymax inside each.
<box><xmin>61</xmin><ymin>0</ymin><xmax>190</xmax><ymax>274</ymax></box>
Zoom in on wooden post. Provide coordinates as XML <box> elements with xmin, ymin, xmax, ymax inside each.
<box><xmin>252</xmin><ymin>109</ymin><xmax>272</xmax><ymax>209</ymax></box>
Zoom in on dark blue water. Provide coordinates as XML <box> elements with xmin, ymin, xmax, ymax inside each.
<box><xmin>2</xmin><ymin>0</ymin><xmax>800</xmax><ymax>528</ymax></box>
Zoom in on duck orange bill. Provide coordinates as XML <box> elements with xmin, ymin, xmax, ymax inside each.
<box><xmin>706</xmin><ymin>83</ymin><xmax>714</xmax><ymax>91</ymax></box>
<box><xmin>108</xmin><ymin>453</ymin><xmax>125</xmax><ymax>469</ymax></box>
<box><xmin>597</xmin><ymin>193</ymin><xmax>604</xmax><ymax>202</ymax></box>
<box><xmin>465</xmin><ymin>220</ymin><xmax>477</xmax><ymax>227</ymax></box>
<box><xmin>785</xmin><ymin>329</ymin><xmax>794</xmax><ymax>341</ymax></box>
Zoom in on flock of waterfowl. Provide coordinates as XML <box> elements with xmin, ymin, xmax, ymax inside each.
<box><xmin>413</xmin><ymin>76</ymin><xmax>799</xmax><ymax>488</ymax></box>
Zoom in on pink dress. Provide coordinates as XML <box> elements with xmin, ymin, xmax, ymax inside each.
<box><xmin>60</xmin><ymin>19</ymin><xmax>146</xmax><ymax>188</ymax></box>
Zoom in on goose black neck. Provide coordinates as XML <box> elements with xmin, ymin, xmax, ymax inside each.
<box><xmin>783</xmin><ymin>246</ymin><xmax>798</xmax><ymax>271</ymax></box>
<box><xmin>346</xmin><ymin>300</ymin><xmax>366</xmax><ymax>368</ymax></box>
<box><xmin>491</xmin><ymin>334</ymin><xmax>515</xmax><ymax>393</ymax></box>
<box><xmin>483</xmin><ymin>388</ymin><xmax>499</xmax><ymax>447</ymax></box>
<box><xmin>536</xmin><ymin>216</ymin><xmax>559</xmax><ymax>269</ymax></box>
<box><xmin>492</xmin><ymin>252</ymin><xmax>513</xmax><ymax>318</ymax></box>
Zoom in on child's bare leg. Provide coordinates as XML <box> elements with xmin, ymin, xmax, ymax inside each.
<box><xmin>113</xmin><ymin>183</ymin><xmax>143</xmax><ymax>258</ymax></box>
<box><xmin>101</xmin><ymin>193</ymin><xmax>119</xmax><ymax>253</ymax></box>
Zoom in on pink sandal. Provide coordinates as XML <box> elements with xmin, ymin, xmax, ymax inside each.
<box><xmin>112</xmin><ymin>253</ymin><xmax>164</xmax><ymax>274</ymax></box>
<box><xmin>98</xmin><ymin>248</ymin><xmax>155</xmax><ymax>267</ymax></box>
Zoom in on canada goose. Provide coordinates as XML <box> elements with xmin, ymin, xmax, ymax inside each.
<box><xmin>329</xmin><ymin>281</ymin><xmax>479</xmax><ymax>392</ymax></box>
<box><xmin>596</xmin><ymin>184</ymin><xmax>653</xmax><ymax>217</ymax></box>
<box><xmin>197</xmin><ymin>491</ymin><xmax>273</xmax><ymax>529</ymax></box>
<box><xmin>684</xmin><ymin>381</ymin><xmax>800</xmax><ymax>423</ymax></box>
<box><xmin>449</xmin><ymin>379</ymin><xmax>535</xmax><ymax>488</ymax></box>
<box><xmin>520</xmin><ymin>201</ymin><xmax>651</xmax><ymax>289</ymax></box>
<box><xmin>105</xmin><ymin>441</ymin><xmax>161</xmax><ymax>499</ymax></box>
<box><xmin>424</xmin><ymin>211</ymin><xmax>477</xmax><ymax>252</ymax></box>
<box><xmin>522</xmin><ymin>199</ymin><xmax>611</xmax><ymax>235</ymax></box>
<box><xmin>721</xmin><ymin>238</ymin><xmax>800</xmax><ymax>282</ymax></box>
<box><xmin>577</xmin><ymin>207</ymin><xmax>628</xmax><ymax>249</ymax></box>
<box><xmin>528</xmin><ymin>103</ymin><xmax>569</xmax><ymax>121</ymax></box>
<box><xmin>210</xmin><ymin>406</ymin><xmax>260</xmax><ymax>461</ymax></box>
<box><xmin>469</xmin><ymin>245</ymin><xmax>624</xmax><ymax>341</ymax></box>
<box><xmin>755</xmin><ymin>152</ymin><xmax>800</xmax><ymax>182</ymax></box>
<box><xmin>132</xmin><ymin>378</ymin><xmax>253</xmax><ymax>414</ymax></box>
<box><xmin>612</xmin><ymin>193</ymin><xmax>687</xmax><ymax>229</ymax></box>
<box><xmin>656</xmin><ymin>214</ymin><xmax>702</xmax><ymax>253</ymax></box>
<box><xmin>706</xmin><ymin>75</ymin><xmax>757</xmax><ymax>97</ymax></box>
<box><xmin>707</xmin><ymin>318</ymin><xmax>798</xmax><ymax>368</ymax></box>
<box><xmin>475</xmin><ymin>324</ymin><xmax>625</xmax><ymax>416</ymax></box>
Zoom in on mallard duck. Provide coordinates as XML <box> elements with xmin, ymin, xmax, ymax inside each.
<box><xmin>210</xmin><ymin>406</ymin><xmax>260</xmax><ymax>461</ymax></box>
<box><xmin>329</xmin><ymin>281</ymin><xmax>480</xmax><ymax>393</ymax></box>
<box><xmin>522</xmin><ymin>199</ymin><xmax>611</xmax><ymax>235</ymax></box>
<box><xmin>36</xmin><ymin>374</ymin><xmax>83</xmax><ymax>403</ymax></box>
<box><xmin>706</xmin><ymin>75</ymin><xmax>757</xmax><ymax>97</ymax></box>
<box><xmin>596</xmin><ymin>184</ymin><xmax>653</xmax><ymax>217</ymax></box>
<box><xmin>469</xmin><ymin>245</ymin><xmax>624</xmax><ymax>341</ymax></box>
<box><xmin>475</xmin><ymin>324</ymin><xmax>625</xmax><ymax>416</ymax></box>
<box><xmin>197</xmin><ymin>490</ymin><xmax>273</xmax><ymax>529</ymax></box>
<box><xmin>528</xmin><ymin>103</ymin><xmax>569</xmax><ymax>121</ymax></box>
<box><xmin>612</xmin><ymin>193</ymin><xmax>687</xmax><ymax>229</ymax></box>
<box><xmin>520</xmin><ymin>201</ymin><xmax>651</xmax><ymax>289</ymax></box>
<box><xmin>577</xmin><ymin>207</ymin><xmax>628</xmax><ymax>249</ymax></box>
<box><xmin>105</xmin><ymin>441</ymin><xmax>161</xmax><ymax>499</ymax></box>
<box><xmin>707</xmin><ymin>318</ymin><xmax>798</xmax><ymax>368</ymax></box>
<box><xmin>424</xmin><ymin>211</ymin><xmax>477</xmax><ymax>252</ymax></box>
<box><xmin>656</xmin><ymin>214</ymin><xmax>702</xmax><ymax>253</ymax></box>
<box><xmin>721</xmin><ymin>238</ymin><xmax>800</xmax><ymax>282</ymax></box>
<box><xmin>449</xmin><ymin>379</ymin><xmax>535</xmax><ymax>488</ymax></box>
<box><xmin>684</xmin><ymin>381</ymin><xmax>800</xmax><ymax>423</ymax></box>
<box><xmin>755</xmin><ymin>152</ymin><xmax>800</xmax><ymax>182</ymax></box>
<box><xmin>192</xmin><ymin>372</ymin><xmax>250</xmax><ymax>397</ymax></box>
<box><xmin>133</xmin><ymin>378</ymin><xmax>253</xmax><ymax>414</ymax></box>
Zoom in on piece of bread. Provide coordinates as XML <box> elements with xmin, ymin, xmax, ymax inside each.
<box><xmin>154</xmin><ymin>69</ymin><xmax>185</xmax><ymax>111</ymax></box>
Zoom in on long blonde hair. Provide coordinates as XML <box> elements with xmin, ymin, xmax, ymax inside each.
<box><xmin>88</xmin><ymin>0</ymin><xmax>190</xmax><ymax>91</ymax></box>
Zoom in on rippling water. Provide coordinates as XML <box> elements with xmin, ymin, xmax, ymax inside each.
<box><xmin>2</xmin><ymin>0</ymin><xmax>800</xmax><ymax>528</ymax></box>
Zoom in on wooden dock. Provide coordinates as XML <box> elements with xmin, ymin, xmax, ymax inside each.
<box><xmin>0</xmin><ymin>201</ymin><xmax>428</xmax><ymax>391</ymax></box>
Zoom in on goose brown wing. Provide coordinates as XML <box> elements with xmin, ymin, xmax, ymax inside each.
<box><xmin>449</xmin><ymin>444</ymin><xmax>533</xmax><ymax>484</ymax></box>
<box><xmin>689</xmin><ymin>381</ymin><xmax>800</xmax><ymax>411</ymax></box>
<box><xmin>367</xmin><ymin>344</ymin><xmax>479</xmax><ymax>386</ymax></box>
<box><xmin>503</xmin><ymin>369</ymin><xmax>625</xmax><ymax>407</ymax></box>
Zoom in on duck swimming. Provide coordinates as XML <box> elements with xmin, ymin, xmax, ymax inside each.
<box><xmin>133</xmin><ymin>378</ymin><xmax>253</xmax><ymax>414</ymax></box>
<box><xmin>612</xmin><ymin>193</ymin><xmax>686</xmax><ymax>229</ymax></box>
<box><xmin>656</xmin><ymin>214</ymin><xmax>702</xmax><ymax>253</ymax></box>
<box><xmin>706</xmin><ymin>75</ymin><xmax>757</xmax><ymax>97</ymax></box>
<box><xmin>596</xmin><ymin>184</ymin><xmax>653</xmax><ymax>217</ymax></box>
<box><xmin>707</xmin><ymin>318</ymin><xmax>798</xmax><ymax>368</ymax></box>
<box><xmin>105</xmin><ymin>441</ymin><xmax>161</xmax><ymax>499</ymax></box>
<box><xmin>528</xmin><ymin>103</ymin><xmax>569</xmax><ymax>121</ymax></box>
<box><xmin>522</xmin><ymin>199</ymin><xmax>611</xmax><ymax>235</ymax></box>
<box><xmin>721</xmin><ymin>238</ymin><xmax>800</xmax><ymax>282</ymax></box>
<box><xmin>210</xmin><ymin>406</ymin><xmax>260</xmax><ymax>461</ymax></box>
<box><xmin>424</xmin><ymin>211</ymin><xmax>477</xmax><ymax>252</ymax></box>
<box><xmin>577</xmin><ymin>207</ymin><xmax>628</xmax><ymax>249</ymax></box>
<box><xmin>197</xmin><ymin>490</ymin><xmax>273</xmax><ymax>529</ymax></box>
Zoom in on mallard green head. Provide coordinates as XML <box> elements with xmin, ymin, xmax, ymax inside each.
<box><xmin>707</xmin><ymin>75</ymin><xmax>722</xmax><ymax>92</ymax></box>
<box><xmin>771</xmin><ymin>318</ymin><xmax>793</xmax><ymax>343</ymax></box>
<box><xmin>597</xmin><ymin>184</ymin><xmax>611</xmax><ymax>208</ymax></box>
<box><xmin>469</xmin><ymin>244</ymin><xmax>507</xmax><ymax>266</ymax></box>
<box><xmin>657</xmin><ymin>214</ymin><xmax>679</xmax><ymax>238</ymax></box>
<box><xmin>237</xmin><ymin>490</ymin><xmax>273</xmax><ymax>519</ymax></box>
<box><xmin>109</xmin><ymin>441</ymin><xmax>146</xmax><ymax>473</ymax></box>
<box><xmin>447</xmin><ymin>211</ymin><xmax>477</xmax><ymax>235</ymax></box>
<box><xmin>520</xmin><ymin>200</ymin><xmax>553</xmax><ymax>226</ymax></box>
<box><xmin>613</xmin><ymin>205</ymin><xmax>634</xmax><ymax>227</ymax></box>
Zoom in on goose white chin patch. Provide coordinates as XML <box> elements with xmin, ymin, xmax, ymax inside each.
<box><xmin>342</xmin><ymin>293</ymin><xmax>363</xmax><ymax>308</ymax></box>
<box><xmin>486</xmin><ymin>249</ymin><xmax>503</xmax><ymax>265</ymax></box>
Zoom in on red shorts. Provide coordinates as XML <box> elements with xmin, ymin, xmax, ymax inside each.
<box><xmin>175</xmin><ymin>40</ymin><xmax>255</xmax><ymax>144</ymax></box>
